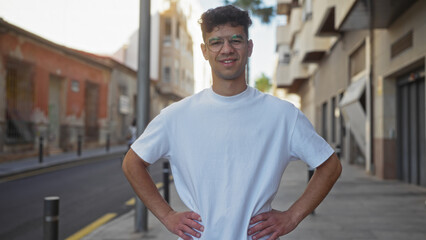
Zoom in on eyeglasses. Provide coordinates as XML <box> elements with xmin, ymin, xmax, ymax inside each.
<box><xmin>206</xmin><ymin>34</ymin><xmax>247</xmax><ymax>53</ymax></box>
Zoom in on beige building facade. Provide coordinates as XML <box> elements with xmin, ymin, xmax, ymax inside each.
<box><xmin>155</xmin><ymin>0</ymin><xmax>194</xmax><ymax>112</ymax></box>
<box><xmin>275</xmin><ymin>0</ymin><xmax>425</xmax><ymax>187</ymax></box>
<box><xmin>113</xmin><ymin>0</ymin><xmax>196</xmax><ymax>119</ymax></box>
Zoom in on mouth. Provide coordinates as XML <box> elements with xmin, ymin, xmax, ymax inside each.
<box><xmin>219</xmin><ymin>58</ymin><xmax>238</xmax><ymax>65</ymax></box>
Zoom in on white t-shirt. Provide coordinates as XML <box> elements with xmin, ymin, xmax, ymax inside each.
<box><xmin>132</xmin><ymin>86</ymin><xmax>334</xmax><ymax>240</ymax></box>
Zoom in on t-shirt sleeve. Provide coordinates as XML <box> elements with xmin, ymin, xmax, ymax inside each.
<box><xmin>289</xmin><ymin>108</ymin><xmax>335</xmax><ymax>169</ymax></box>
<box><xmin>130</xmin><ymin>112</ymin><xmax>171</xmax><ymax>164</ymax></box>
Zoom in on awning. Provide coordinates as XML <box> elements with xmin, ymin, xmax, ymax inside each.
<box><xmin>340</xmin><ymin>75</ymin><xmax>366</xmax><ymax>107</ymax></box>
<box><xmin>339</xmin><ymin>75</ymin><xmax>367</xmax><ymax>155</ymax></box>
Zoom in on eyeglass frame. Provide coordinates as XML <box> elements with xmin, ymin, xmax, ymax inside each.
<box><xmin>204</xmin><ymin>34</ymin><xmax>249</xmax><ymax>53</ymax></box>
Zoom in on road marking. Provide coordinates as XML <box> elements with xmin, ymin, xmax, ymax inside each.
<box><xmin>125</xmin><ymin>181</ymin><xmax>165</xmax><ymax>206</ymax></box>
<box><xmin>156</xmin><ymin>182</ymin><xmax>164</xmax><ymax>189</ymax></box>
<box><xmin>125</xmin><ymin>197</ymin><xmax>135</xmax><ymax>206</ymax></box>
<box><xmin>65</xmin><ymin>213</ymin><xmax>117</xmax><ymax>240</ymax></box>
<box><xmin>67</xmin><ymin>179</ymin><xmax>173</xmax><ymax>239</ymax></box>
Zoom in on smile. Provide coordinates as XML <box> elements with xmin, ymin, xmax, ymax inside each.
<box><xmin>220</xmin><ymin>59</ymin><xmax>237</xmax><ymax>64</ymax></box>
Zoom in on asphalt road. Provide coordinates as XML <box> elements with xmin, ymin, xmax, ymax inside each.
<box><xmin>0</xmin><ymin>154</ymin><xmax>168</xmax><ymax>240</ymax></box>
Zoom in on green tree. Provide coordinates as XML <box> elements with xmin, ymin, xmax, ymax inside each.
<box><xmin>255</xmin><ymin>73</ymin><xmax>271</xmax><ymax>92</ymax></box>
<box><xmin>223</xmin><ymin>0</ymin><xmax>275</xmax><ymax>23</ymax></box>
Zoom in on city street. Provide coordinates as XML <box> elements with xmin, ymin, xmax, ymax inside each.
<box><xmin>0</xmin><ymin>153</ymin><xmax>167</xmax><ymax>240</ymax></box>
<box><xmin>86</xmin><ymin>160</ymin><xmax>426</xmax><ymax>240</ymax></box>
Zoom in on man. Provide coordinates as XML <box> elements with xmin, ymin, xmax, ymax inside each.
<box><xmin>122</xmin><ymin>5</ymin><xmax>342</xmax><ymax>240</ymax></box>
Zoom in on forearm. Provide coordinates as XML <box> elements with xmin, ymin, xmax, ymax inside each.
<box><xmin>122</xmin><ymin>149</ymin><xmax>173</xmax><ymax>223</ymax></box>
<box><xmin>288</xmin><ymin>153</ymin><xmax>342</xmax><ymax>223</ymax></box>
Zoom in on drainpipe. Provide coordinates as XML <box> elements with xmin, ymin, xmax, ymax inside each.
<box><xmin>367</xmin><ymin>0</ymin><xmax>375</xmax><ymax>174</ymax></box>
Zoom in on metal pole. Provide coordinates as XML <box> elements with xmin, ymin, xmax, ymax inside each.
<box><xmin>106</xmin><ymin>133</ymin><xmax>110</xmax><ymax>152</ymax></box>
<box><xmin>163</xmin><ymin>162</ymin><xmax>170</xmax><ymax>203</ymax></box>
<box><xmin>77</xmin><ymin>135</ymin><xmax>82</xmax><ymax>156</ymax></box>
<box><xmin>43</xmin><ymin>196</ymin><xmax>59</xmax><ymax>240</ymax></box>
<box><xmin>135</xmin><ymin>0</ymin><xmax>150</xmax><ymax>233</ymax></box>
<box><xmin>39</xmin><ymin>136</ymin><xmax>44</xmax><ymax>163</ymax></box>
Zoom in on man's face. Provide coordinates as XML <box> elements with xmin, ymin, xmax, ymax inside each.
<box><xmin>201</xmin><ymin>24</ymin><xmax>253</xmax><ymax>82</ymax></box>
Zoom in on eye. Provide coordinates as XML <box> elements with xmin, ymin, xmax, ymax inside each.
<box><xmin>231</xmin><ymin>39</ymin><xmax>243</xmax><ymax>44</ymax></box>
<box><xmin>210</xmin><ymin>40</ymin><xmax>223</xmax><ymax>46</ymax></box>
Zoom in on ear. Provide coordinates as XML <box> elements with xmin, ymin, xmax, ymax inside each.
<box><xmin>247</xmin><ymin>39</ymin><xmax>253</xmax><ymax>57</ymax></box>
<box><xmin>201</xmin><ymin>43</ymin><xmax>209</xmax><ymax>60</ymax></box>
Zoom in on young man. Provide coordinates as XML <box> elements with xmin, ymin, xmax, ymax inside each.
<box><xmin>122</xmin><ymin>5</ymin><xmax>342</xmax><ymax>240</ymax></box>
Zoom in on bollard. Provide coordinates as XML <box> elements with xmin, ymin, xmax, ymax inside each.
<box><xmin>163</xmin><ymin>162</ymin><xmax>170</xmax><ymax>204</ymax></box>
<box><xmin>106</xmin><ymin>134</ymin><xmax>110</xmax><ymax>152</ymax></box>
<box><xmin>44</xmin><ymin>196</ymin><xmax>59</xmax><ymax>240</ymax></box>
<box><xmin>77</xmin><ymin>135</ymin><xmax>82</xmax><ymax>156</ymax></box>
<box><xmin>39</xmin><ymin>136</ymin><xmax>44</xmax><ymax>164</ymax></box>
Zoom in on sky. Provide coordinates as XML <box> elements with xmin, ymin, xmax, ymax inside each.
<box><xmin>0</xmin><ymin>0</ymin><xmax>280</xmax><ymax>86</ymax></box>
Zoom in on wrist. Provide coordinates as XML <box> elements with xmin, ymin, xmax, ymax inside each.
<box><xmin>159</xmin><ymin>209</ymin><xmax>176</xmax><ymax>225</ymax></box>
<box><xmin>286</xmin><ymin>207</ymin><xmax>305</xmax><ymax>226</ymax></box>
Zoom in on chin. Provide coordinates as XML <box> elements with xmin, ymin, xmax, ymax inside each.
<box><xmin>215</xmin><ymin>70</ymin><xmax>245</xmax><ymax>81</ymax></box>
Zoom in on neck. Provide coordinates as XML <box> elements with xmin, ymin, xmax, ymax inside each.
<box><xmin>212</xmin><ymin>78</ymin><xmax>247</xmax><ymax>96</ymax></box>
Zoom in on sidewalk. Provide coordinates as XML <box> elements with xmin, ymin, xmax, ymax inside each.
<box><xmin>83</xmin><ymin>160</ymin><xmax>426</xmax><ymax>240</ymax></box>
<box><xmin>0</xmin><ymin>145</ymin><xmax>128</xmax><ymax>180</ymax></box>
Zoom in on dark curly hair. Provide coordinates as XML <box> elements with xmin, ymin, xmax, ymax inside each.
<box><xmin>199</xmin><ymin>5</ymin><xmax>252</xmax><ymax>41</ymax></box>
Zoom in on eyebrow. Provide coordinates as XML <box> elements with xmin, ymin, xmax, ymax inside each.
<box><xmin>208</xmin><ymin>34</ymin><xmax>244</xmax><ymax>43</ymax></box>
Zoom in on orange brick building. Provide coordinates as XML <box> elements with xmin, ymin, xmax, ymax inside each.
<box><xmin>0</xmin><ymin>19</ymin><xmax>114</xmax><ymax>159</ymax></box>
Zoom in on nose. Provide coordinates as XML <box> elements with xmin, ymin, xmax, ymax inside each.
<box><xmin>220</xmin><ymin>39</ymin><xmax>235</xmax><ymax>54</ymax></box>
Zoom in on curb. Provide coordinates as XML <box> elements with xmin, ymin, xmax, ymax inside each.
<box><xmin>0</xmin><ymin>150</ymin><xmax>127</xmax><ymax>180</ymax></box>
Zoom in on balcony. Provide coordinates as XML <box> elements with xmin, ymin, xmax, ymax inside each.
<box><xmin>337</xmin><ymin>0</ymin><xmax>417</xmax><ymax>31</ymax></box>
<box><xmin>314</xmin><ymin>2</ymin><xmax>339</xmax><ymax>37</ymax></box>
<box><xmin>275</xmin><ymin>63</ymin><xmax>291</xmax><ymax>88</ymax></box>
<box><xmin>299</xmin><ymin>20</ymin><xmax>331</xmax><ymax>63</ymax></box>
<box><xmin>276</xmin><ymin>25</ymin><xmax>291</xmax><ymax>47</ymax></box>
<box><xmin>156</xmin><ymin>81</ymin><xmax>183</xmax><ymax>101</ymax></box>
<box><xmin>287</xmin><ymin>54</ymin><xmax>310</xmax><ymax>93</ymax></box>
<box><xmin>289</xmin><ymin>7</ymin><xmax>303</xmax><ymax>46</ymax></box>
<box><xmin>276</xmin><ymin>0</ymin><xmax>297</xmax><ymax>15</ymax></box>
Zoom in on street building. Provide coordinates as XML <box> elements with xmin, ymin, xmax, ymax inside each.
<box><xmin>0</xmin><ymin>0</ymin><xmax>200</xmax><ymax>163</ymax></box>
<box><xmin>274</xmin><ymin>0</ymin><xmax>425</xmax><ymax>187</ymax></box>
<box><xmin>113</xmin><ymin>0</ymin><xmax>201</xmax><ymax>119</ymax></box>
<box><xmin>0</xmin><ymin>19</ymin><xmax>114</xmax><ymax>160</ymax></box>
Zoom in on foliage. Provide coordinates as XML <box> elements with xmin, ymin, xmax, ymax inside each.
<box><xmin>223</xmin><ymin>0</ymin><xmax>275</xmax><ymax>23</ymax></box>
<box><xmin>255</xmin><ymin>73</ymin><xmax>271</xmax><ymax>92</ymax></box>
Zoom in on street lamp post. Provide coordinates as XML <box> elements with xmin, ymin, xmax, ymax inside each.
<box><xmin>135</xmin><ymin>0</ymin><xmax>151</xmax><ymax>233</ymax></box>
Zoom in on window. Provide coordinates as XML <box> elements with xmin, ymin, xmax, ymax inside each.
<box><xmin>163</xmin><ymin>67</ymin><xmax>171</xmax><ymax>82</ymax></box>
<box><xmin>165</xmin><ymin>18</ymin><xmax>172</xmax><ymax>36</ymax></box>
<box><xmin>176</xmin><ymin>21</ymin><xmax>180</xmax><ymax>39</ymax></box>
<box><xmin>280</xmin><ymin>53</ymin><xmax>291</xmax><ymax>64</ymax></box>
<box><xmin>391</xmin><ymin>30</ymin><xmax>413</xmax><ymax>58</ymax></box>
<box><xmin>5</xmin><ymin>63</ymin><xmax>34</xmax><ymax>144</ymax></box>
<box><xmin>350</xmin><ymin>42</ymin><xmax>366</xmax><ymax>78</ymax></box>
<box><xmin>164</xmin><ymin>18</ymin><xmax>172</xmax><ymax>45</ymax></box>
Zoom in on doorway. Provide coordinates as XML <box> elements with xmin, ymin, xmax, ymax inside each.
<box><xmin>85</xmin><ymin>81</ymin><xmax>99</xmax><ymax>142</ymax></box>
<box><xmin>48</xmin><ymin>75</ymin><xmax>64</xmax><ymax>149</ymax></box>
<box><xmin>397</xmin><ymin>69</ymin><xmax>425</xmax><ymax>186</ymax></box>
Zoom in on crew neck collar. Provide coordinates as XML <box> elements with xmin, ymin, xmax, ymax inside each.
<box><xmin>208</xmin><ymin>85</ymin><xmax>251</xmax><ymax>102</ymax></box>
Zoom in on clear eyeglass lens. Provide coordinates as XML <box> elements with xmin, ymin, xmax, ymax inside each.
<box><xmin>207</xmin><ymin>36</ymin><xmax>246</xmax><ymax>52</ymax></box>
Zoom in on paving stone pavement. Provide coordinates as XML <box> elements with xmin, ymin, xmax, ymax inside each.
<box><xmin>84</xmin><ymin>160</ymin><xmax>426</xmax><ymax>240</ymax></box>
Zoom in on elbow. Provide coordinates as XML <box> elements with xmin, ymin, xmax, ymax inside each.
<box><xmin>122</xmin><ymin>149</ymin><xmax>136</xmax><ymax>177</ymax></box>
<box><xmin>318</xmin><ymin>153</ymin><xmax>342</xmax><ymax>182</ymax></box>
<box><xmin>121</xmin><ymin>149</ymin><xmax>150</xmax><ymax>177</ymax></box>
<box><xmin>122</xmin><ymin>154</ymin><xmax>130</xmax><ymax>176</ymax></box>
<box><xmin>331</xmin><ymin>153</ymin><xmax>342</xmax><ymax>181</ymax></box>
